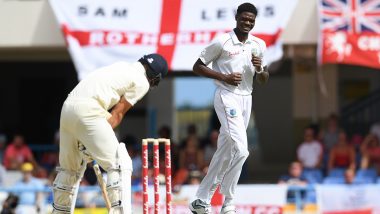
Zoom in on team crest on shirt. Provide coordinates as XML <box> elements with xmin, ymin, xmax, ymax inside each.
<box><xmin>227</xmin><ymin>50</ymin><xmax>240</xmax><ymax>57</ymax></box>
<box><xmin>226</xmin><ymin>108</ymin><xmax>237</xmax><ymax>118</ymax></box>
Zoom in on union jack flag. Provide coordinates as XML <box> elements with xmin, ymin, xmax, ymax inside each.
<box><xmin>320</xmin><ymin>0</ymin><xmax>380</xmax><ymax>34</ymax></box>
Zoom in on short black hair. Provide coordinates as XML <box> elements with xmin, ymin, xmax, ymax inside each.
<box><xmin>237</xmin><ymin>2</ymin><xmax>258</xmax><ymax>16</ymax></box>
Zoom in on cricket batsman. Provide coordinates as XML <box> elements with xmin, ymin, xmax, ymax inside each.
<box><xmin>189</xmin><ymin>3</ymin><xmax>269</xmax><ymax>214</ymax></box>
<box><xmin>52</xmin><ymin>54</ymin><xmax>168</xmax><ymax>214</ymax></box>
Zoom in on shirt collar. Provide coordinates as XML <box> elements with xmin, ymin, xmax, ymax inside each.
<box><xmin>230</xmin><ymin>30</ymin><xmax>254</xmax><ymax>45</ymax></box>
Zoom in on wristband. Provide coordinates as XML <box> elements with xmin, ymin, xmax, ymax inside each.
<box><xmin>256</xmin><ymin>66</ymin><xmax>264</xmax><ymax>74</ymax></box>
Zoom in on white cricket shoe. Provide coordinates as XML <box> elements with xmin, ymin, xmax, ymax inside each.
<box><xmin>189</xmin><ymin>199</ymin><xmax>212</xmax><ymax>214</ymax></box>
<box><xmin>221</xmin><ymin>205</ymin><xmax>236</xmax><ymax>214</ymax></box>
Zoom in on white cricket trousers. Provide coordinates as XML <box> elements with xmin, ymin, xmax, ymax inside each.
<box><xmin>196</xmin><ymin>88</ymin><xmax>251</xmax><ymax>202</ymax></box>
<box><xmin>59</xmin><ymin>98</ymin><xmax>118</xmax><ymax>172</ymax></box>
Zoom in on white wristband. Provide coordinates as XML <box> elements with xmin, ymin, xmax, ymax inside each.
<box><xmin>256</xmin><ymin>66</ymin><xmax>264</xmax><ymax>74</ymax></box>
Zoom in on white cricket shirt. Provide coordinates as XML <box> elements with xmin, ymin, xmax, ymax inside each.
<box><xmin>68</xmin><ymin>62</ymin><xmax>150</xmax><ymax>110</ymax></box>
<box><xmin>297</xmin><ymin>141</ymin><xmax>323</xmax><ymax>168</ymax></box>
<box><xmin>199</xmin><ymin>31</ymin><xmax>267</xmax><ymax>95</ymax></box>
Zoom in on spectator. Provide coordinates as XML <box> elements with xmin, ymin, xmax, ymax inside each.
<box><xmin>344</xmin><ymin>168</ymin><xmax>356</xmax><ymax>184</ymax></box>
<box><xmin>174</xmin><ymin>135</ymin><xmax>204</xmax><ymax>186</ymax></box>
<box><xmin>76</xmin><ymin>176</ymin><xmax>98</xmax><ymax>208</ymax></box>
<box><xmin>350</xmin><ymin>134</ymin><xmax>363</xmax><ymax>149</ymax></box>
<box><xmin>179</xmin><ymin>136</ymin><xmax>204</xmax><ymax>171</ymax></box>
<box><xmin>279</xmin><ymin>162</ymin><xmax>308</xmax><ymax>204</ymax></box>
<box><xmin>158</xmin><ymin>125</ymin><xmax>179</xmax><ymax>175</ymax></box>
<box><xmin>180</xmin><ymin>124</ymin><xmax>200</xmax><ymax>147</ymax></box>
<box><xmin>309</xmin><ymin>123</ymin><xmax>322</xmax><ymax>143</ymax></box>
<box><xmin>360</xmin><ymin>134</ymin><xmax>380</xmax><ymax>173</ymax></box>
<box><xmin>322</xmin><ymin>114</ymin><xmax>340</xmax><ymax>152</ymax></box>
<box><xmin>186</xmin><ymin>170</ymin><xmax>203</xmax><ymax>185</ymax></box>
<box><xmin>39</xmin><ymin>131</ymin><xmax>59</xmax><ymax>173</ymax></box>
<box><xmin>0</xmin><ymin>134</ymin><xmax>7</xmax><ymax>163</ymax></box>
<box><xmin>297</xmin><ymin>127</ymin><xmax>323</xmax><ymax>169</ymax></box>
<box><xmin>178</xmin><ymin>124</ymin><xmax>202</xmax><ymax>171</ymax></box>
<box><xmin>125</xmin><ymin>142</ymin><xmax>142</xmax><ymax>185</ymax></box>
<box><xmin>45</xmin><ymin>170</ymin><xmax>57</xmax><ymax>206</ymax></box>
<box><xmin>278</xmin><ymin>162</ymin><xmax>307</xmax><ymax>186</ymax></box>
<box><xmin>203</xmin><ymin>129</ymin><xmax>218</xmax><ymax>167</ymax></box>
<box><xmin>13</xmin><ymin>163</ymin><xmax>44</xmax><ymax>214</ymax></box>
<box><xmin>173</xmin><ymin>168</ymin><xmax>189</xmax><ymax>186</ymax></box>
<box><xmin>3</xmin><ymin>134</ymin><xmax>37</xmax><ymax>170</ymax></box>
<box><xmin>328</xmin><ymin>130</ymin><xmax>356</xmax><ymax>172</ymax></box>
<box><xmin>158</xmin><ymin>125</ymin><xmax>172</xmax><ymax>140</ymax></box>
<box><xmin>350</xmin><ymin>134</ymin><xmax>364</xmax><ymax>156</ymax></box>
<box><xmin>33</xmin><ymin>165</ymin><xmax>48</xmax><ymax>179</ymax></box>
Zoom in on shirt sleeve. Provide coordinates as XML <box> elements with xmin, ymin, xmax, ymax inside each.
<box><xmin>199</xmin><ymin>37</ymin><xmax>223</xmax><ymax>65</ymax></box>
<box><xmin>123</xmin><ymin>76</ymin><xmax>149</xmax><ymax>106</ymax></box>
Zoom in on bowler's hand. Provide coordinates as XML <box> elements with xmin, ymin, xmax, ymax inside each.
<box><xmin>251</xmin><ymin>55</ymin><xmax>262</xmax><ymax>72</ymax></box>
<box><xmin>223</xmin><ymin>73</ymin><xmax>242</xmax><ymax>86</ymax></box>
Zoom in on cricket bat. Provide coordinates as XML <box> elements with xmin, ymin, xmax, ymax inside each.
<box><xmin>93</xmin><ymin>163</ymin><xmax>111</xmax><ymax>210</ymax></box>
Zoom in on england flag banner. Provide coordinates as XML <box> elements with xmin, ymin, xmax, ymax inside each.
<box><xmin>49</xmin><ymin>0</ymin><xmax>297</xmax><ymax>79</ymax></box>
<box><xmin>318</xmin><ymin>0</ymin><xmax>380</xmax><ymax>69</ymax></box>
<box><xmin>317</xmin><ymin>185</ymin><xmax>380</xmax><ymax>214</ymax></box>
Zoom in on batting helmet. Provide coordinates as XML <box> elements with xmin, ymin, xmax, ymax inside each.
<box><xmin>138</xmin><ymin>54</ymin><xmax>168</xmax><ymax>87</ymax></box>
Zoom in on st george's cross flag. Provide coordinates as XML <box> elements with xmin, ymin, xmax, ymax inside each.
<box><xmin>49</xmin><ymin>0</ymin><xmax>297</xmax><ymax>79</ymax></box>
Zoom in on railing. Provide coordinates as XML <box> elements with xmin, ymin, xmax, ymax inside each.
<box><xmin>341</xmin><ymin>87</ymin><xmax>380</xmax><ymax>136</ymax></box>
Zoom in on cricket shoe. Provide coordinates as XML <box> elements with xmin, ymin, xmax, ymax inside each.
<box><xmin>220</xmin><ymin>205</ymin><xmax>236</xmax><ymax>214</ymax></box>
<box><xmin>189</xmin><ymin>199</ymin><xmax>212</xmax><ymax>214</ymax></box>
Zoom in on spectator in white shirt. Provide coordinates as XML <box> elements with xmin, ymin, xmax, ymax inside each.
<box><xmin>297</xmin><ymin>127</ymin><xmax>323</xmax><ymax>169</ymax></box>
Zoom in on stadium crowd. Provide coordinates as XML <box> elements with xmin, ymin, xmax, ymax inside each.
<box><xmin>0</xmin><ymin>124</ymin><xmax>219</xmax><ymax>213</ymax></box>
<box><xmin>278</xmin><ymin>114</ymin><xmax>380</xmax><ymax>204</ymax></box>
<box><xmin>0</xmin><ymin>114</ymin><xmax>379</xmax><ymax>212</ymax></box>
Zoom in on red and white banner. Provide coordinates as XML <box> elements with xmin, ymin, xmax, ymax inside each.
<box><xmin>48</xmin><ymin>0</ymin><xmax>297</xmax><ymax>79</ymax></box>
<box><xmin>133</xmin><ymin>184</ymin><xmax>287</xmax><ymax>214</ymax></box>
<box><xmin>318</xmin><ymin>0</ymin><xmax>380</xmax><ymax>69</ymax></box>
<box><xmin>317</xmin><ymin>185</ymin><xmax>380</xmax><ymax>214</ymax></box>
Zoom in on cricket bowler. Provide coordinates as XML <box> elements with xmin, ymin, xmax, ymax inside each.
<box><xmin>52</xmin><ymin>54</ymin><xmax>168</xmax><ymax>214</ymax></box>
<box><xmin>189</xmin><ymin>3</ymin><xmax>269</xmax><ymax>214</ymax></box>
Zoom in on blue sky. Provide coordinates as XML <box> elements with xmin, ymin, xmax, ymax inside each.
<box><xmin>175</xmin><ymin>77</ymin><xmax>216</xmax><ymax>108</ymax></box>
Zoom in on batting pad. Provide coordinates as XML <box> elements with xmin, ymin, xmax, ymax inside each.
<box><xmin>107</xmin><ymin>142</ymin><xmax>133</xmax><ymax>214</ymax></box>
